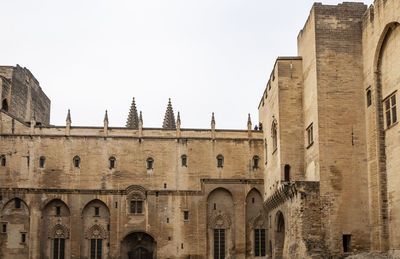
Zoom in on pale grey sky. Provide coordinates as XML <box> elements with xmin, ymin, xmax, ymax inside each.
<box><xmin>1</xmin><ymin>0</ymin><xmax>373</xmax><ymax>129</ymax></box>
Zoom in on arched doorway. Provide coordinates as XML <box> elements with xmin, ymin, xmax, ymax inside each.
<box><xmin>121</xmin><ymin>232</ymin><xmax>156</xmax><ymax>259</ymax></box>
<box><xmin>274</xmin><ymin>211</ymin><xmax>285</xmax><ymax>259</ymax></box>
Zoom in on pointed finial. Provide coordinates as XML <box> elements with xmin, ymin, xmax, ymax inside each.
<box><xmin>126</xmin><ymin>97</ymin><xmax>139</xmax><ymax>129</ymax></box>
<box><xmin>66</xmin><ymin>109</ymin><xmax>71</xmax><ymax>123</ymax></box>
<box><xmin>139</xmin><ymin>111</ymin><xmax>143</xmax><ymax>123</ymax></box>
<box><xmin>247</xmin><ymin>113</ymin><xmax>252</xmax><ymax>125</ymax></box>
<box><xmin>104</xmin><ymin>110</ymin><xmax>109</xmax><ymax>123</ymax></box>
<box><xmin>211</xmin><ymin>112</ymin><xmax>215</xmax><ymax>125</ymax></box>
<box><xmin>177</xmin><ymin>111</ymin><xmax>181</xmax><ymax>124</ymax></box>
<box><xmin>162</xmin><ymin>98</ymin><xmax>176</xmax><ymax>129</ymax></box>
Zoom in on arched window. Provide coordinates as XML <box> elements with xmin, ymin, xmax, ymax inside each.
<box><xmin>39</xmin><ymin>156</ymin><xmax>46</xmax><ymax>168</ymax></box>
<box><xmin>1</xmin><ymin>155</ymin><xmax>6</xmax><ymax>167</ymax></box>
<box><xmin>271</xmin><ymin>121</ymin><xmax>278</xmax><ymax>152</ymax></box>
<box><xmin>217</xmin><ymin>155</ymin><xmax>224</xmax><ymax>168</ymax></box>
<box><xmin>146</xmin><ymin>157</ymin><xmax>154</xmax><ymax>170</ymax></box>
<box><xmin>2</xmin><ymin>99</ymin><xmax>8</xmax><ymax>112</ymax></box>
<box><xmin>181</xmin><ymin>155</ymin><xmax>187</xmax><ymax>167</ymax></box>
<box><xmin>253</xmin><ymin>156</ymin><xmax>260</xmax><ymax>169</ymax></box>
<box><xmin>284</xmin><ymin>164</ymin><xmax>290</xmax><ymax>182</ymax></box>
<box><xmin>109</xmin><ymin>157</ymin><xmax>116</xmax><ymax>169</ymax></box>
<box><xmin>73</xmin><ymin>156</ymin><xmax>80</xmax><ymax>168</ymax></box>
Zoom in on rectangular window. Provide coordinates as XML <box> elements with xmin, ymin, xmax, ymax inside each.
<box><xmin>21</xmin><ymin>232</ymin><xmax>26</xmax><ymax>243</ymax></box>
<box><xmin>15</xmin><ymin>199</ymin><xmax>21</xmax><ymax>209</ymax></box>
<box><xmin>1</xmin><ymin>156</ymin><xmax>6</xmax><ymax>166</ymax></box>
<box><xmin>90</xmin><ymin>239</ymin><xmax>102</xmax><ymax>259</ymax></box>
<box><xmin>130</xmin><ymin>201</ymin><xmax>143</xmax><ymax>214</ymax></box>
<box><xmin>214</xmin><ymin>229</ymin><xmax>225</xmax><ymax>259</ymax></box>
<box><xmin>366</xmin><ymin>89</ymin><xmax>372</xmax><ymax>107</ymax></box>
<box><xmin>56</xmin><ymin>206</ymin><xmax>61</xmax><ymax>216</ymax></box>
<box><xmin>94</xmin><ymin>207</ymin><xmax>99</xmax><ymax>216</ymax></box>
<box><xmin>254</xmin><ymin>229</ymin><xmax>266</xmax><ymax>256</ymax></box>
<box><xmin>53</xmin><ymin>238</ymin><xmax>65</xmax><ymax>259</ymax></box>
<box><xmin>2</xmin><ymin>223</ymin><xmax>6</xmax><ymax>233</ymax></box>
<box><xmin>385</xmin><ymin>94</ymin><xmax>397</xmax><ymax>128</ymax></box>
<box><xmin>306</xmin><ymin>123</ymin><xmax>314</xmax><ymax>147</ymax></box>
<box><xmin>184</xmin><ymin>211</ymin><xmax>189</xmax><ymax>221</ymax></box>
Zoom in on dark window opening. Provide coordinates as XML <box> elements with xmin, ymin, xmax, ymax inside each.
<box><xmin>15</xmin><ymin>199</ymin><xmax>21</xmax><ymax>209</ymax></box>
<box><xmin>168</xmin><ymin>236</ymin><xmax>171</xmax><ymax>241</ymax></box>
<box><xmin>56</xmin><ymin>206</ymin><xmax>61</xmax><ymax>216</ymax></box>
<box><xmin>254</xmin><ymin>229</ymin><xmax>266</xmax><ymax>256</ymax></box>
<box><xmin>272</xmin><ymin>122</ymin><xmax>278</xmax><ymax>151</ymax></box>
<box><xmin>214</xmin><ymin>229</ymin><xmax>225</xmax><ymax>259</ymax></box>
<box><xmin>73</xmin><ymin>156</ymin><xmax>80</xmax><ymax>168</ymax></box>
<box><xmin>26</xmin><ymin>156</ymin><xmax>30</xmax><ymax>167</ymax></box>
<box><xmin>167</xmin><ymin>218</ymin><xmax>169</xmax><ymax>223</ymax></box>
<box><xmin>284</xmin><ymin>164</ymin><xmax>290</xmax><ymax>182</ymax></box>
<box><xmin>107</xmin><ymin>224</ymin><xmax>110</xmax><ymax>231</ymax></box>
<box><xmin>2</xmin><ymin>223</ymin><xmax>6</xmax><ymax>233</ymax></box>
<box><xmin>130</xmin><ymin>200</ymin><xmax>143</xmax><ymax>214</ymax></box>
<box><xmin>53</xmin><ymin>238</ymin><xmax>65</xmax><ymax>259</ymax></box>
<box><xmin>39</xmin><ymin>156</ymin><xmax>45</xmax><ymax>168</ymax></box>
<box><xmin>253</xmin><ymin>156</ymin><xmax>260</xmax><ymax>169</ymax></box>
<box><xmin>156</xmin><ymin>192</ymin><xmax>159</xmax><ymax>197</ymax></box>
<box><xmin>21</xmin><ymin>233</ymin><xmax>26</xmax><ymax>243</ymax></box>
<box><xmin>252</xmin><ymin>197</ymin><xmax>255</xmax><ymax>204</ymax></box>
<box><xmin>343</xmin><ymin>234</ymin><xmax>351</xmax><ymax>252</ymax></box>
<box><xmin>181</xmin><ymin>155</ymin><xmax>187</xmax><ymax>167</ymax></box>
<box><xmin>94</xmin><ymin>207</ymin><xmax>99</xmax><ymax>216</ymax></box>
<box><xmin>213</xmin><ymin>203</ymin><xmax>216</xmax><ymax>210</ymax></box>
<box><xmin>90</xmin><ymin>239</ymin><xmax>102</xmax><ymax>259</ymax></box>
<box><xmin>115</xmin><ymin>202</ymin><xmax>118</xmax><ymax>208</ymax></box>
<box><xmin>366</xmin><ymin>89</ymin><xmax>372</xmax><ymax>107</ymax></box>
<box><xmin>181</xmin><ymin>243</ymin><xmax>184</xmax><ymax>249</ymax></box>
<box><xmin>147</xmin><ymin>157</ymin><xmax>154</xmax><ymax>169</ymax></box>
<box><xmin>385</xmin><ymin>94</ymin><xmax>397</xmax><ymax>128</ymax></box>
<box><xmin>217</xmin><ymin>155</ymin><xmax>224</xmax><ymax>168</ymax></box>
<box><xmin>1</xmin><ymin>155</ymin><xmax>5</xmax><ymax>167</ymax></box>
<box><xmin>2</xmin><ymin>99</ymin><xmax>8</xmax><ymax>111</ymax></box>
<box><xmin>184</xmin><ymin>211</ymin><xmax>189</xmax><ymax>221</ymax></box>
<box><xmin>109</xmin><ymin>157</ymin><xmax>116</xmax><ymax>169</ymax></box>
<box><xmin>307</xmin><ymin>123</ymin><xmax>314</xmax><ymax>147</ymax></box>
<box><xmin>0</xmin><ymin>195</ymin><xmax>2</xmax><ymax>201</ymax></box>
<box><xmin>164</xmin><ymin>183</ymin><xmax>167</xmax><ymax>189</ymax></box>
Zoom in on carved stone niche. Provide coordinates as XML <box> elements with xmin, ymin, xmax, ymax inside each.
<box><xmin>208</xmin><ymin>212</ymin><xmax>232</xmax><ymax>229</ymax></box>
<box><xmin>85</xmin><ymin>224</ymin><xmax>108</xmax><ymax>239</ymax></box>
<box><xmin>49</xmin><ymin>224</ymin><xmax>70</xmax><ymax>239</ymax></box>
<box><xmin>126</xmin><ymin>185</ymin><xmax>146</xmax><ymax>200</ymax></box>
<box><xmin>248</xmin><ymin>213</ymin><xmax>266</xmax><ymax>229</ymax></box>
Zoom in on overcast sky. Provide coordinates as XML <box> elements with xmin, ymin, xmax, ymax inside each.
<box><xmin>1</xmin><ymin>0</ymin><xmax>373</xmax><ymax>129</ymax></box>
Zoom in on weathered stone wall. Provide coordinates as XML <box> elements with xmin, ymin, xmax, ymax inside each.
<box><xmin>0</xmin><ymin>65</ymin><xmax>50</xmax><ymax>125</ymax></box>
<box><xmin>362</xmin><ymin>0</ymin><xmax>400</xmax><ymax>255</ymax></box>
<box><xmin>298</xmin><ymin>3</ymin><xmax>370</xmax><ymax>256</ymax></box>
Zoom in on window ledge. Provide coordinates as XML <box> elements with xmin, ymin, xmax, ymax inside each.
<box><xmin>385</xmin><ymin>121</ymin><xmax>398</xmax><ymax>131</ymax></box>
<box><xmin>306</xmin><ymin>141</ymin><xmax>314</xmax><ymax>149</ymax></box>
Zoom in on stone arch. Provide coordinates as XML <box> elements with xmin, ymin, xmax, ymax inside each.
<box><xmin>275</xmin><ymin>211</ymin><xmax>285</xmax><ymax>259</ymax></box>
<box><xmin>81</xmin><ymin>199</ymin><xmax>110</xmax><ymax>259</ymax></box>
<box><xmin>372</xmin><ymin>21</ymin><xmax>400</xmax><ymax>250</ymax></box>
<box><xmin>246</xmin><ymin>188</ymin><xmax>265</xmax><ymax>257</ymax></box>
<box><xmin>40</xmin><ymin>198</ymin><xmax>71</xmax><ymax>259</ymax></box>
<box><xmin>121</xmin><ymin>232</ymin><xmax>157</xmax><ymax>259</ymax></box>
<box><xmin>0</xmin><ymin>197</ymin><xmax>30</xmax><ymax>258</ymax></box>
<box><xmin>207</xmin><ymin>187</ymin><xmax>234</xmax><ymax>259</ymax></box>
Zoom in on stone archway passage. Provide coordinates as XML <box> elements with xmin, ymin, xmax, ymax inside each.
<box><xmin>121</xmin><ymin>232</ymin><xmax>156</xmax><ymax>259</ymax></box>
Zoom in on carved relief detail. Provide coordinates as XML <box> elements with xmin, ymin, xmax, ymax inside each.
<box><xmin>49</xmin><ymin>224</ymin><xmax>70</xmax><ymax>239</ymax></box>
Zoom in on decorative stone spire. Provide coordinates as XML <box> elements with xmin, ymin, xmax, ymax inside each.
<box><xmin>211</xmin><ymin>112</ymin><xmax>216</xmax><ymax>139</ymax></box>
<box><xmin>162</xmin><ymin>98</ymin><xmax>176</xmax><ymax>129</ymax></box>
<box><xmin>247</xmin><ymin>113</ymin><xmax>252</xmax><ymax>130</ymax></box>
<box><xmin>176</xmin><ymin>111</ymin><xmax>181</xmax><ymax>137</ymax></box>
<box><xmin>104</xmin><ymin>110</ymin><xmax>109</xmax><ymax>124</ymax></box>
<box><xmin>66</xmin><ymin>109</ymin><xmax>71</xmax><ymax>136</ymax></box>
<box><xmin>177</xmin><ymin>112</ymin><xmax>181</xmax><ymax>126</ymax></box>
<box><xmin>138</xmin><ymin>111</ymin><xmax>143</xmax><ymax>138</ymax></box>
<box><xmin>66</xmin><ymin>109</ymin><xmax>71</xmax><ymax>124</ymax></box>
<box><xmin>126</xmin><ymin>97</ymin><xmax>139</xmax><ymax>129</ymax></box>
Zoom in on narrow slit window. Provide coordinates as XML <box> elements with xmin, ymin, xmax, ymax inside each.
<box><xmin>73</xmin><ymin>156</ymin><xmax>80</xmax><ymax>168</ymax></box>
<box><xmin>109</xmin><ymin>156</ymin><xmax>116</xmax><ymax>169</ymax></box>
<box><xmin>2</xmin><ymin>223</ymin><xmax>6</xmax><ymax>233</ymax></box>
<box><xmin>94</xmin><ymin>207</ymin><xmax>99</xmax><ymax>216</ymax></box>
<box><xmin>181</xmin><ymin>155</ymin><xmax>187</xmax><ymax>167</ymax></box>
<box><xmin>39</xmin><ymin>156</ymin><xmax>45</xmax><ymax>168</ymax></box>
<box><xmin>147</xmin><ymin>157</ymin><xmax>154</xmax><ymax>169</ymax></box>
<box><xmin>21</xmin><ymin>233</ymin><xmax>26</xmax><ymax>243</ymax></box>
<box><xmin>56</xmin><ymin>206</ymin><xmax>61</xmax><ymax>216</ymax></box>
<box><xmin>15</xmin><ymin>199</ymin><xmax>21</xmax><ymax>209</ymax></box>
<box><xmin>184</xmin><ymin>211</ymin><xmax>189</xmax><ymax>221</ymax></box>
<box><xmin>253</xmin><ymin>156</ymin><xmax>260</xmax><ymax>169</ymax></box>
<box><xmin>217</xmin><ymin>155</ymin><xmax>224</xmax><ymax>168</ymax></box>
<box><xmin>343</xmin><ymin>234</ymin><xmax>351</xmax><ymax>252</ymax></box>
<box><xmin>1</xmin><ymin>155</ymin><xmax>5</xmax><ymax>167</ymax></box>
<box><xmin>366</xmin><ymin>89</ymin><xmax>372</xmax><ymax>107</ymax></box>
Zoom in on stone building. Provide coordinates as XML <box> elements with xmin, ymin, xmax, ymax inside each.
<box><xmin>0</xmin><ymin>0</ymin><xmax>399</xmax><ymax>258</ymax></box>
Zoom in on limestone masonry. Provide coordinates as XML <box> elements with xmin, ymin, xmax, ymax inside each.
<box><xmin>0</xmin><ymin>0</ymin><xmax>399</xmax><ymax>258</ymax></box>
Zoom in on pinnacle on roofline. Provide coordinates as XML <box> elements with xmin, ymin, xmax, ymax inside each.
<box><xmin>126</xmin><ymin>97</ymin><xmax>139</xmax><ymax>129</ymax></box>
<box><xmin>162</xmin><ymin>98</ymin><xmax>176</xmax><ymax>130</ymax></box>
